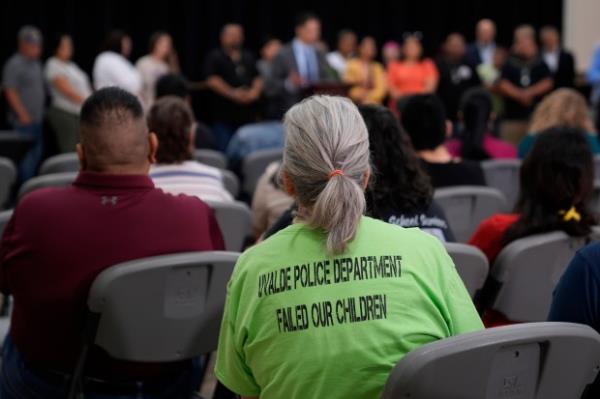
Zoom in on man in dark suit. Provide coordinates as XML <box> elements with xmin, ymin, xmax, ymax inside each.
<box><xmin>264</xmin><ymin>12</ymin><xmax>335</xmax><ymax>119</ymax></box>
<box><xmin>540</xmin><ymin>25</ymin><xmax>575</xmax><ymax>89</ymax></box>
<box><xmin>466</xmin><ymin>19</ymin><xmax>497</xmax><ymax>67</ymax></box>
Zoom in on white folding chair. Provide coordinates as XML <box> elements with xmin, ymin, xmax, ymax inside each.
<box><xmin>241</xmin><ymin>148</ymin><xmax>283</xmax><ymax>196</ymax></box>
<box><xmin>205</xmin><ymin>200</ymin><xmax>252</xmax><ymax>252</ymax></box>
<box><xmin>0</xmin><ymin>157</ymin><xmax>17</xmax><ymax>209</ymax></box>
<box><xmin>18</xmin><ymin>172</ymin><xmax>78</xmax><ymax>200</ymax></box>
<box><xmin>382</xmin><ymin>322</ymin><xmax>600</xmax><ymax>399</ymax></box>
<box><xmin>481</xmin><ymin>159</ymin><xmax>521</xmax><ymax>210</ymax></box>
<box><xmin>434</xmin><ymin>186</ymin><xmax>508</xmax><ymax>243</ymax></box>
<box><xmin>444</xmin><ymin>242</ymin><xmax>489</xmax><ymax>298</ymax></box>
<box><xmin>194</xmin><ymin>149</ymin><xmax>227</xmax><ymax>170</ymax></box>
<box><xmin>39</xmin><ymin>152</ymin><xmax>80</xmax><ymax>175</ymax></box>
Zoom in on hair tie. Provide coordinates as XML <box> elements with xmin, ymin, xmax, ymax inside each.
<box><xmin>328</xmin><ymin>169</ymin><xmax>345</xmax><ymax>179</ymax></box>
<box><xmin>559</xmin><ymin>206</ymin><xmax>581</xmax><ymax>222</ymax></box>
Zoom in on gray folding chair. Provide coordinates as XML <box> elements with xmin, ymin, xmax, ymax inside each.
<box><xmin>444</xmin><ymin>242</ymin><xmax>489</xmax><ymax>298</ymax></box>
<box><xmin>481</xmin><ymin>159</ymin><xmax>521</xmax><ymax>210</ymax></box>
<box><xmin>67</xmin><ymin>251</ymin><xmax>239</xmax><ymax>398</ymax></box>
<box><xmin>0</xmin><ymin>209</ymin><xmax>13</xmax><ymax>239</ymax></box>
<box><xmin>489</xmin><ymin>229</ymin><xmax>600</xmax><ymax>322</ymax></box>
<box><xmin>382</xmin><ymin>322</ymin><xmax>600</xmax><ymax>399</ymax></box>
<box><xmin>221</xmin><ymin>169</ymin><xmax>240</xmax><ymax>198</ymax></box>
<box><xmin>0</xmin><ymin>157</ymin><xmax>17</xmax><ymax>209</ymax></box>
<box><xmin>194</xmin><ymin>149</ymin><xmax>227</xmax><ymax>170</ymax></box>
<box><xmin>241</xmin><ymin>148</ymin><xmax>283</xmax><ymax>196</ymax></box>
<box><xmin>206</xmin><ymin>200</ymin><xmax>252</xmax><ymax>252</ymax></box>
<box><xmin>18</xmin><ymin>172</ymin><xmax>77</xmax><ymax>200</ymax></box>
<box><xmin>39</xmin><ymin>152</ymin><xmax>80</xmax><ymax>175</ymax></box>
<box><xmin>434</xmin><ymin>186</ymin><xmax>508</xmax><ymax>243</ymax></box>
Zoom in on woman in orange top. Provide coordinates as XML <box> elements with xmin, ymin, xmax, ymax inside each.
<box><xmin>343</xmin><ymin>36</ymin><xmax>387</xmax><ymax>105</ymax></box>
<box><xmin>387</xmin><ymin>33</ymin><xmax>439</xmax><ymax>110</ymax></box>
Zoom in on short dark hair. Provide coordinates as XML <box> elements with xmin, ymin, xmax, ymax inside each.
<box><xmin>147</xmin><ymin>96</ymin><xmax>194</xmax><ymax>164</ymax></box>
<box><xmin>48</xmin><ymin>33</ymin><xmax>70</xmax><ymax>56</ymax></box>
<box><xmin>102</xmin><ymin>30</ymin><xmax>127</xmax><ymax>53</ymax></box>
<box><xmin>337</xmin><ymin>29</ymin><xmax>356</xmax><ymax>41</ymax></box>
<box><xmin>504</xmin><ymin>127</ymin><xmax>596</xmax><ymax>244</ymax></box>
<box><xmin>295</xmin><ymin>12</ymin><xmax>319</xmax><ymax>28</ymax></box>
<box><xmin>155</xmin><ymin>74</ymin><xmax>190</xmax><ymax>99</ymax></box>
<box><xmin>400</xmin><ymin>94</ymin><xmax>447</xmax><ymax>151</ymax></box>
<box><xmin>81</xmin><ymin>87</ymin><xmax>143</xmax><ymax>129</ymax></box>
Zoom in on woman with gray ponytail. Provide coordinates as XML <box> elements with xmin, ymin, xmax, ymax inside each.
<box><xmin>215</xmin><ymin>96</ymin><xmax>483</xmax><ymax>399</ymax></box>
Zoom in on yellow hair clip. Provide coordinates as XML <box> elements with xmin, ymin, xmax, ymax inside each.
<box><xmin>559</xmin><ymin>206</ymin><xmax>581</xmax><ymax>222</ymax></box>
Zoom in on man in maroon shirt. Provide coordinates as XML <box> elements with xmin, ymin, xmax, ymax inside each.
<box><xmin>0</xmin><ymin>87</ymin><xmax>225</xmax><ymax>398</ymax></box>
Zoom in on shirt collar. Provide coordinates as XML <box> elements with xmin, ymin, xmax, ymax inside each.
<box><xmin>73</xmin><ymin>171</ymin><xmax>154</xmax><ymax>190</ymax></box>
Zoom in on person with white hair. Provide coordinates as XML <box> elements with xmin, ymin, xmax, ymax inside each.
<box><xmin>466</xmin><ymin>18</ymin><xmax>497</xmax><ymax>66</ymax></box>
<box><xmin>215</xmin><ymin>95</ymin><xmax>483</xmax><ymax>399</ymax></box>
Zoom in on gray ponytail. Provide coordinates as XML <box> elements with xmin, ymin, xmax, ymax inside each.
<box><xmin>282</xmin><ymin>95</ymin><xmax>370</xmax><ymax>254</ymax></box>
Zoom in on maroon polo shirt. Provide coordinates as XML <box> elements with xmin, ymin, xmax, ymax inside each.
<box><xmin>0</xmin><ymin>171</ymin><xmax>225</xmax><ymax>380</ymax></box>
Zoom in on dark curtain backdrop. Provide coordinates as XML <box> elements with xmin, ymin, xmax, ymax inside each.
<box><xmin>1</xmin><ymin>0</ymin><xmax>563</xmax><ymax>81</ymax></box>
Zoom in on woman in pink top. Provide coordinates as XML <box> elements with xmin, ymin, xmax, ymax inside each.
<box><xmin>387</xmin><ymin>33</ymin><xmax>439</xmax><ymax>110</ymax></box>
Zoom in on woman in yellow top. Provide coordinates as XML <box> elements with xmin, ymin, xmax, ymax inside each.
<box><xmin>343</xmin><ymin>36</ymin><xmax>387</xmax><ymax>105</ymax></box>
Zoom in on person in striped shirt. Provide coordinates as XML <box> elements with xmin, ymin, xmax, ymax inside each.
<box><xmin>148</xmin><ymin>96</ymin><xmax>233</xmax><ymax>203</ymax></box>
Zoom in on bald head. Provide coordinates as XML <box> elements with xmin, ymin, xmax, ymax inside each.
<box><xmin>79</xmin><ymin>87</ymin><xmax>155</xmax><ymax>173</ymax></box>
<box><xmin>476</xmin><ymin>19</ymin><xmax>496</xmax><ymax>45</ymax></box>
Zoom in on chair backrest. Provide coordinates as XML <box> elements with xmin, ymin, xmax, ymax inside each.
<box><xmin>205</xmin><ymin>200</ymin><xmax>252</xmax><ymax>252</ymax></box>
<box><xmin>481</xmin><ymin>159</ymin><xmax>521</xmax><ymax>210</ymax></box>
<box><xmin>194</xmin><ymin>149</ymin><xmax>227</xmax><ymax>170</ymax></box>
<box><xmin>88</xmin><ymin>251</ymin><xmax>239</xmax><ymax>362</ymax></box>
<box><xmin>434</xmin><ymin>186</ymin><xmax>508</xmax><ymax>243</ymax></box>
<box><xmin>490</xmin><ymin>229</ymin><xmax>600</xmax><ymax>322</ymax></box>
<box><xmin>241</xmin><ymin>148</ymin><xmax>283</xmax><ymax>196</ymax></box>
<box><xmin>221</xmin><ymin>169</ymin><xmax>240</xmax><ymax>198</ymax></box>
<box><xmin>444</xmin><ymin>242</ymin><xmax>489</xmax><ymax>298</ymax></box>
<box><xmin>0</xmin><ymin>157</ymin><xmax>17</xmax><ymax>209</ymax></box>
<box><xmin>382</xmin><ymin>322</ymin><xmax>600</xmax><ymax>399</ymax></box>
<box><xmin>18</xmin><ymin>172</ymin><xmax>78</xmax><ymax>200</ymax></box>
<box><xmin>39</xmin><ymin>152</ymin><xmax>80</xmax><ymax>175</ymax></box>
<box><xmin>0</xmin><ymin>209</ymin><xmax>13</xmax><ymax>239</ymax></box>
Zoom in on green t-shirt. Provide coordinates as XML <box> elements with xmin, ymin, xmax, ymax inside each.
<box><xmin>215</xmin><ymin>216</ymin><xmax>483</xmax><ymax>399</ymax></box>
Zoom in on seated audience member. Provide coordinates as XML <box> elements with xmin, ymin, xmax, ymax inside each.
<box><xmin>326</xmin><ymin>29</ymin><xmax>357</xmax><ymax>77</ymax></box>
<box><xmin>155</xmin><ymin>73</ymin><xmax>216</xmax><ymax>150</ymax></box>
<box><xmin>215</xmin><ymin>95</ymin><xmax>483</xmax><ymax>399</ymax></box>
<box><xmin>539</xmin><ymin>26</ymin><xmax>575</xmax><ymax>89</ymax></box>
<box><xmin>470</xmin><ymin>127</ymin><xmax>595</xmax><ymax>266</ymax></box>
<box><xmin>0</xmin><ymin>87</ymin><xmax>224</xmax><ymax>398</ymax></box>
<box><xmin>360</xmin><ymin>105</ymin><xmax>454</xmax><ymax>241</ymax></box>
<box><xmin>382</xmin><ymin>40</ymin><xmax>401</xmax><ymax>67</ymax></box>
<box><xmin>225</xmin><ymin>120</ymin><xmax>285</xmax><ymax>173</ymax></box>
<box><xmin>148</xmin><ymin>96</ymin><xmax>233</xmax><ymax>203</ymax></box>
<box><xmin>400</xmin><ymin>94</ymin><xmax>486</xmax><ymax>187</ymax></box>
<box><xmin>93</xmin><ymin>30</ymin><xmax>142</xmax><ymax>96</ymax></box>
<box><xmin>205</xmin><ymin>24</ymin><xmax>262</xmax><ymax>152</ymax></box>
<box><xmin>343</xmin><ymin>36</ymin><xmax>387</xmax><ymax>105</ymax></box>
<box><xmin>387</xmin><ymin>33</ymin><xmax>439</xmax><ymax>109</ymax></box>
<box><xmin>251</xmin><ymin>161</ymin><xmax>294</xmax><ymax>239</ymax></box>
<box><xmin>436</xmin><ymin>33</ymin><xmax>481</xmax><ymax>121</ymax></box>
<box><xmin>45</xmin><ymin>33</ymin><xmax>93</xmax><ymax>153</ymax></box>
<box><xmin>446</xmin><ymin>88</ymin><xmax>517</xmax><ymax>160</ymax></box>
<box><xmin>497</xmin><ymin>28</ymin><xmax>553</xmax><ymax>143</ymax></box>
<box><xmin>466</xmin><ymin>19</ymin><xmax>497</xmax><ymax>67</ymax></box>
<box><xmin>266</xmin><ymin>12</ymin><xmax>336</xmax><ymax>119</ymax></box>
<box><xmin>518</xmin><ymin>88</ymin><xmax>599</xmax><ymax>158</ymax></box>
<box><xmin>2</xmin><ymin>25</ymin><xmax>45</xmax><ymax>180</ymax></box>
<box><xmin>136</xmin><ymin>31</ymin><xmax>179</xmax><ymax>108</ymax></box>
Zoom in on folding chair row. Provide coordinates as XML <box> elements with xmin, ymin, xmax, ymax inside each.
<box><xmin>0</xmin><ymin>157</ymin><xmax>17</xmax><ymax>209</ymax></box>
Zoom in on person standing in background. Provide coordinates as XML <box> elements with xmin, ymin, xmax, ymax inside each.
<box><xmin>466</xmin><ymin>19</ymin><xmax>497</xmax><ymax>66</ymax></box>
<box><xmin>344</xmin><ymin>36</ymin><xmax>387</xmax><ymax>105</ymax></box>
<box><xmin>136</xmin><ymin>31</ymin><xmax>179</xmax><ymax>109</ymax></box>
<box><xmin>45</xmin><ymin>34</ymin><xmax>93</xmax><ymax>153</ymax></box>
<box><xmin>2</xmin><ymin>26</ymin><xmax>45</xmax><ymax>180</ymax></box>
<box><xmin>93</xmin><ymin>30</ymin><xmax>142</xmax><ymax>96</ymax></box>
<box><xmin>326</xmin><ymin>29</ymin><xmax>357</xmax><ymax>78</ymax></box>
<box><xmin>539</xmin><ymin>26</ymin><xmax>575</xmax><ymax>89</ymax></box>
<box><xmin>204</xmin><ymin>24</ymin><xmax>262</xmax><ymax>152</ymax></box>
<box><xmin>382</xmin><ymin>41</ymin><xmax>401</xmax><ymax>67</ymax></box>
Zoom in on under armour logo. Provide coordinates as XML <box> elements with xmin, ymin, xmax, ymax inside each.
<box><xmin>101</xmin><ymin>196</ymin><xmax>118</xmax><ymax>206</ymax></box>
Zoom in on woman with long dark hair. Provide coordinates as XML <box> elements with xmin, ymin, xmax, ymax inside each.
<box><xmin>136</xmin><ymin>31</ymin><xmax>179</xmax><ymax>108</ymax></box>
<box><xmin>93</xmin><ymin>30</ymin><xmax>142</xmax><ymax>96</ymax></box>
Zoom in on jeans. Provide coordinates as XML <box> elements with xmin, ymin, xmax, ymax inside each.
<box><xmin>212</xmin><ymin>123</ymin><xmax>237</xmax><ymax>153</ymax></box>
<box><xmin>13</xmin><ymin>122</ymin><xmax>43</xmax><ymax>181</ymax></box>
<box><xmin>0</xmin><ymin>334</ymin><xmax>202</xmax><ymax>399</ymax></box>
<box><xmin>225</xmin><ymin>121</ymin><xmax>285</xmax><ymax>172</ymax></box>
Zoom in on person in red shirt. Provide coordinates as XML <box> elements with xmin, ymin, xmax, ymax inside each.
<box><xmin>469</xmin><ymin>127</ymin><xmax>596</xmax><ymax>325</ymax></box>
<box><xmin>0</xmin><ymin>87</ymin><xmax>224</xmax><ymax>398</ymax></box>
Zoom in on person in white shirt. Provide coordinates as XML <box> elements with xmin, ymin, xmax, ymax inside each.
<box><xmin>148</xmin><ymin>96</ymin><xmax>233</xmax><ymax>203</ymax></box>
<box><xmin>45</xmin><ymin>34</ymin><xmax>93</xmax><ymax>153</ymax></box>
<box><xmin>326</xmin><ymin>29</ymin><xmax>356</xmax><ymax>77</ymax></box>
<box><xmin>136</xmin><ymin>31</ymin><xmax>179</xmax><ymax>109</ymax></box>
<box><xmin>93</xmin><ymin>30</ymin><xmax>142</xmax><ymax>96</ymax></box>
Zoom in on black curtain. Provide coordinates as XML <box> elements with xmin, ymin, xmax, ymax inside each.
<box><xmin>1</xmin><ymin>0</ymin><xmax>563</xmax><ymax>81</ymax></box>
